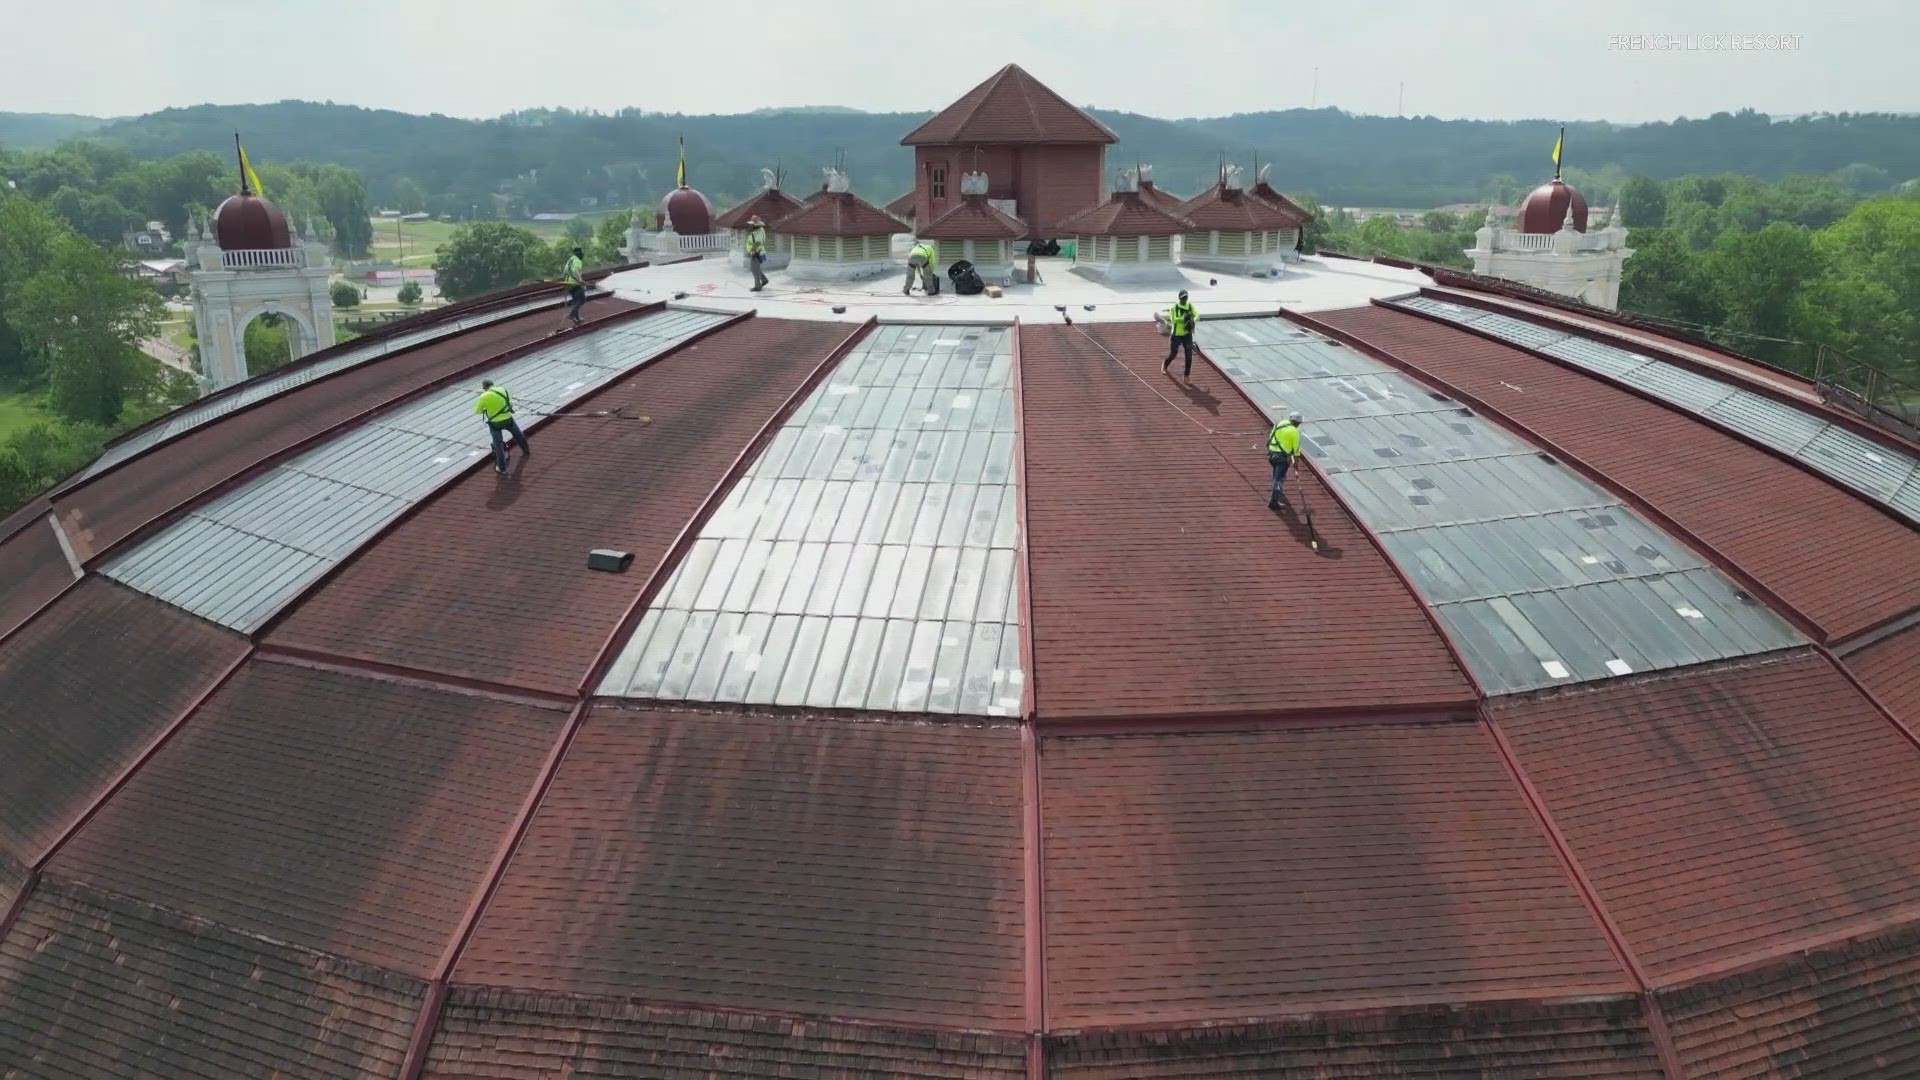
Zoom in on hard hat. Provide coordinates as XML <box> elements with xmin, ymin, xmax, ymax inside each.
<box><xmin>1178</xmin><ymin>289</ymin><xmax>1189</xmax><ymax>299</ymax></box>
<box><xmin>746</xmin><ymin>215</ymin><xmax>764</xmax><ymax>226</ymax></box>
<box><xmin>1288</xmin><ymin>410</ymin><xmax>1304</xmax><ymax>424</ymax></box>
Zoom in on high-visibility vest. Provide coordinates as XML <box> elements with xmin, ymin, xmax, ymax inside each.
<box><xmin>1169</xmin><ymin>300</ymin><xmax>1196</xmax><ymax>336</ymax></box>
<box><xmin>476</xmin><ymin>387</ymin><xmax>513</xmax><ymax>424</ymax></box>
<box><xmin>563</xmin><ymin>254</ymin><xmax>584</xmax><ymax>285</ymax></box>
<box><xmin>1268</xmin><ymin>421</ymin><xmax>1301</xmax><ymax>456</ymax></box>
<box><xmin>746</xmin><ymin>227</ymin><xmax>766</xmax><ymax>255</ymax></box>
<box><xmin>910</xmin><ymin>242</ymin><xmax>936</xmax><ymax>268</ymax></box>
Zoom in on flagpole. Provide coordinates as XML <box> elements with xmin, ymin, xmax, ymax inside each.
<box><xmin>235</xmin><ymin>132</ymin><xmax>248</xmax><ymax>194</ymax></box>
<box><xmin>1555</xmin><ymin>125</ymin><xmax>1564</xmax><ymax>181</ymax></box>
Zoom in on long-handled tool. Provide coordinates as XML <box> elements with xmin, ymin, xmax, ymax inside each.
<box><xmin>527</xmin><ymin>404</ymin><xmax>652</xmax><ymax>424</ymax></box>
<box><xmin>1295</xmin><ymin>466</ymin><xmax>1319</xmax><ymax>551</ymax></box>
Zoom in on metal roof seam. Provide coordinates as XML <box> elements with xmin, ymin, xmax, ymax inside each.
<box><xmin>29</xmin><ymin>645</ymin><xmax>254</xmax><ymax>871</ymax></box>
<box><xmin>1010</xmin><ymin>320</ymin><xmax>1038</xmax><ymax>723</ymax></box>
<box><xmin>1021</xmin><ymin>724</ymin><xmax>1047</xmax><ymax>1047</ymax></box>
<box><xmin>1477</xmin><ymin>713</ymin><xmax>1689</xmax><ymax>1079</ymax></box>
<box><xmin>1392</xmin><ymin>294</ymin><xmax>1920</xmax><ymax>528</ymax></box>
<box><xmin>1818</xmin><ymin>644</ymin><xmax>1920</xmax><ymax>758</ymax></box>
<box><xmin>81</xmin><ymin>300</ymin><xmax>663</xmax><ymax>575</ymax></box>
<box><xmin>1286</xmin><ymin>306</ymin><xmax>1830</xmax><ymax>648</ymax></box>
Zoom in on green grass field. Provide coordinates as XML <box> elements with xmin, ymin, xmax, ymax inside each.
<box><xmin>0</xmin><ymin>388</ymin><xmax>53</xmax><ymax>441</ymax></box>
<box><xmin>365</xmin><ymin>213</ymin><xmax>621</xmax><ymax>267</ymax></box>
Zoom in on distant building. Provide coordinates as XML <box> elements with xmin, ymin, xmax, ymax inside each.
<box><xmin>901</xmin><ymin>64</ymin><xmax>1117</xmax><ymax>239</ymax></box>
<box><xmin>184</xmin><ymin>182</ymin><xmax>334</xmax><ymax>391</ymax></box>
<box><xmin>1466</xmin><ymin>177</ymin><xmax>1632</xmax><ymax>308</ymax></box>
<box><xmin>1177</xmin><ymin>166</ymin><xmax>1297</xmax><ymax>277</ymax></box>
<box><xmin>772</xmin><ymin>168</ymin><xmax>908</xmax><ymax>283</ymax></box>
<box><xmin>914</xmin><ymin>171</ymin><xmax>1028</xmax><ymax>285</ymax></box>
<box><xmin>714</xmin><ymin>169</ymin><xmax>805</xmax><ymax>271</ymax></box>
<box><xmin>1058</xmin><ymin>168</ymin><xmax>1192</xmax><ymax>285</ymax></box>
<box><xmin>123</xmin><ymin>221</ymin><xmax>171</xmax><ymax>253</ymax></box>
<box><xmin>628</xmin><ymin>142</ymin><xmax>727</xmax><ymax>257</ymax></box>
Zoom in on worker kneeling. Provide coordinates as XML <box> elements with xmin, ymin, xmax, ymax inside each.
<box><xmin>1267</xmin><ymin>410</ymin><xmax>1303</xmax><ymax>510</ymax></box>
<box><xmin>476</xmin><ymin>379</ymin><xmax>531</xmax><ymax>476</ymax></box>
<box><xmin>904</xmin><ymin>240</ymin><xmax>939</xmax><ymax>296</ymax></box>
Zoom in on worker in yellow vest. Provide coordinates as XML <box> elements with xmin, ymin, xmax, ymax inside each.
<box><xmin>561</xmin><ymin>246</ymin><xmax>587</xmax><ymax>328</ymax></box>
<box><xmin>1163</xmin><ymin>289</ymin><xmax>1197</xmax><ymax>382</ymax></box>
<box><xmin>905</xmin><ymin>240</ymin><xmax>939</xmax><ymax>296</ymax></box>
<box><xmin>745</xmin><ymin>216</ymin><xmax>769</xmax><ymax>292</ymax></box>
<box><xmin>1267</xmin><ymin>410</ymin><xmax>1303</xmax><ymax>510</ymax></box>
<box><xmin>476</xmin><ymin>379</ymin><xmax>532</xmax><ymax>476</ymax></box>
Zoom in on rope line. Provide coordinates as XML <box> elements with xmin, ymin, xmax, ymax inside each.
<box><xmin>1065</xmin><ymin>321</ymin><xmax>1270</xmax><ymax>441</ymax></box>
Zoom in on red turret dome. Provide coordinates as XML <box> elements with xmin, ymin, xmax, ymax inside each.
<box><xmin>212</xmin><ymin>193</ymin><xmax>294</xmax><ymax>250</ymax></box>
<box><xmin>658</xmin><ymin>186</ymin><xmax>716</xmax><ymax>235</ymax></box>
<box><xmin>1516</xmin><ymin>179</ymin><xmax>1588</xmax><ymax>234</ymax></box>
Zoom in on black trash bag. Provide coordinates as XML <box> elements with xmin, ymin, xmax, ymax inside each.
<box><xmin>949</xmin><ymin>259</ymin><xmax>985</xmax><ymax>295</ymax></box>
<box><xmin>1042</xmin><ymin>238</ymin><xmax>1062</xmax><ymax>256</ymax></box>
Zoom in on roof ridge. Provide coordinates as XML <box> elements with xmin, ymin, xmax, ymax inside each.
<box><xmin>952</xmin><ymin>65</ymin><xmax>1011</xmax><ymax>148</ymax></box>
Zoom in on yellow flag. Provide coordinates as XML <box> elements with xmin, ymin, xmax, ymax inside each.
<box><xmin>676</xmin><ymin>136</ymin><xmax>687</xmax><ymax>188</ymax></box>
<box><xmin>240</xmin><ymin>144</ymin><xmax>265</xmax><ymax>197</ymax></box>
<box><xmin>1551</xmin><ymin>129</ymin><xmax>1563</xmax><ymax>168</ymax></box>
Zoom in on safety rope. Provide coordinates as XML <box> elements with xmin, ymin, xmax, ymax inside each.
<box><xmin>1065</xmin><ymin>321</ymin><xmax>1270</xmax><ymax>441</ymax></box>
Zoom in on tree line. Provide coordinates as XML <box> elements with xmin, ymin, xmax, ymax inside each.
<box><xmin>0</xmin><ymin>139</ymin><xmax>375</xmax><ymax>259</ymax></box>
<box><xmin>26</xmin><ymin>100</ymin><xmax>1920</xmax><ymax>220</ymax></box>
<box><xmin>1303</xmin><ymin>173</ymin><xmax>1920</xmax><ymax>384</ymax></box>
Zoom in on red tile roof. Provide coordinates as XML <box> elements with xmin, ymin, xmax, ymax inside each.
<box><xmin>1850</xmin><ymin>624</ymin><xmax>1920</xmax><ymax>724</ymax></box>
<box><xmin>0</xmin><ymin>516</ymin><xmax>72</xmax><ymax>641</ymax></box>
<box><xmin>49</xmin><ymin>659</ymin><xmax>568</xmax><ymax>976</ymax></box>
<box><xmin>1042</xmin><ymin>724</ymin><xmax>1629</xmax><ymax>1027</ymax></box>
<box><xmin>1657</xmin><ymin>922</ymin><xmax>1920</xmax><ymax>1077</ymax></box>
<box><xmin>0</xmin><ymin>579</ymin><xmax>245</xmax><ymax>864</ymax></box>
<box><xmin>1249</xmin><ymin>181</ymin><xmax>1313</xmax><ymax>225</ymax></box>
<box><xmin>714</xmin><ymin>187</ymin><xmax>804</xmax><ymax>230</ymax></box>
<box><xmin>916</xmin><ymin>195</ymin><xmax>1029</xmax><ymax>241</ymax></box>
<box><xmin>1048</xmin><ymin>998</ymin><xmax>1667</xmax><ymax>1078</ymax></box>
<box><xmin>425</xmin><ymin>989</ymin><xmax>1028</xmax><ymax>1078</ymax></box>
<box><xmin>901</xmin><ymin>64</ymin><xmax>1118</xmax><ymax>147</ymax></box>
<box><xmin>51</xmin><ymin>299</ymin><xmax>640</xmax><ymax>561</ymax></box>
<box><xmin>1492</xmin><ymin>650</ymin><xmax>1920</xmax><ymax>986</ymax></box>
<box><xmin>1177</xmin><ymin>183</ymin><xmax>1299</xmax><ymax>232</ymax></box>
<box><xmin>1313</xmin><ymin>305</ymin><xmax>1920</xmax><ymax>640</ymax></box>
<box><xmin>770</xmin><ymin>191</ymin><xmax>908</xmax><ymax>237</ymax></box>
<box><xmin>269</xmin><ymin>317</ymin><xmax>851</xmax><ymax>696</ymax></box>
<box><xmin>0</xmin><ymin>878</ymin><xmax>423</xmax><ymax>1078</ymax></box>
<box><xmin>1135</xmin><ymin>179</ymin><xmax>1186</xmax><ymax>213</ymax></box>
<box><xmin>1016</xmin><ymin>323</ymin><xmax>1472</xmax><ymax>720</ymax></box>
<box><xmin>884</xmin><ymin>190</ymin><xmax>917</xmax><ymax>220</ymax></box>
<box><xmin>454</xmin><ymin>707</ymin><xmax>1026</xmax><ymax>1029</ymax></box>
<box><xmin>1056</xmin><ymin>191</ymin><xmax>1194</xmax><ymax>237</ymax></box>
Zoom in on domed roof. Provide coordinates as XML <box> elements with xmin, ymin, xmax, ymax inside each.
<box><xmin>211</xmin><ymin>192</ymin><xmax>294</xmax><ymax>250</ymax></box>
<box><xmin>4</xmin><ymin>286</ymin><xmax>1920</xmax><ymax>1077</ymax></box>
<box><xmin>1517</xmin><ymin>178</ymin><xmax>1588</xmax><ymax>234</ymax></box>
<box><xmin>658</xmin><ymin>186</ymin><xmax>716</xmax><ymax>235</ymax></box>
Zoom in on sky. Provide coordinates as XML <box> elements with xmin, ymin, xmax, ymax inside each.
<box><xmin>0</xmin><ymin>0</ymin><xmax>1912</xmax><ymax>123</ymax></box>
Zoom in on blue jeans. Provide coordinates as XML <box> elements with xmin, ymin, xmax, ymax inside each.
<box><xmin>1268</xmin><ymin>451</ymin><xmax>1291</xmax><ymax>505</ymax></box>
<box><xmin>489</xmin><ymin>418</ymin><xmax>529</xmax><ymax>472</ymax></box>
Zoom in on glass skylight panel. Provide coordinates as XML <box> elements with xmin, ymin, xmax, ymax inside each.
<box><xmin>1197</xmin><ymin>318</ymin><xmax>1804</xmax><ymax>695</ymax></box>
<box><xmin>103</xmin><ymin>310</ymin><xmax>727</xmax><ymax>632</ymax></box>
<box><xmin>601</xmin><ymin>324</ymin><xmax>1025</xmax><ymax>717</ymax></box>
<box><xmin>1396</xmin><ymin>298</ymin><xmax>1920</xmax><ymax>525</ymax></box>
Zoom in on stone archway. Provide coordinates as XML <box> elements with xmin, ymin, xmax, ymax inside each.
<box><xmin>235</xmin><ymin>303</ymin><xmax>318</xmax><ymax>378</ymax></box>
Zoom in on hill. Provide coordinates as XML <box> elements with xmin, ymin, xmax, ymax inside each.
<box><xmin>57</xmin><ymin>100</ymin><xmax>1920</xmax><ymax>212</ymax></box>
<box><xmin>0</xmin><ymin>112</ymin><xmax>109</xmax><ymax>150</ymax></box>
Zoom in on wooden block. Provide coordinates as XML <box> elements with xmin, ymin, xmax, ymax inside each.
<box><xmin>985</xmin><ymin>285</ymin><xmax>1003</xmax><ymax>298</ymax></box>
